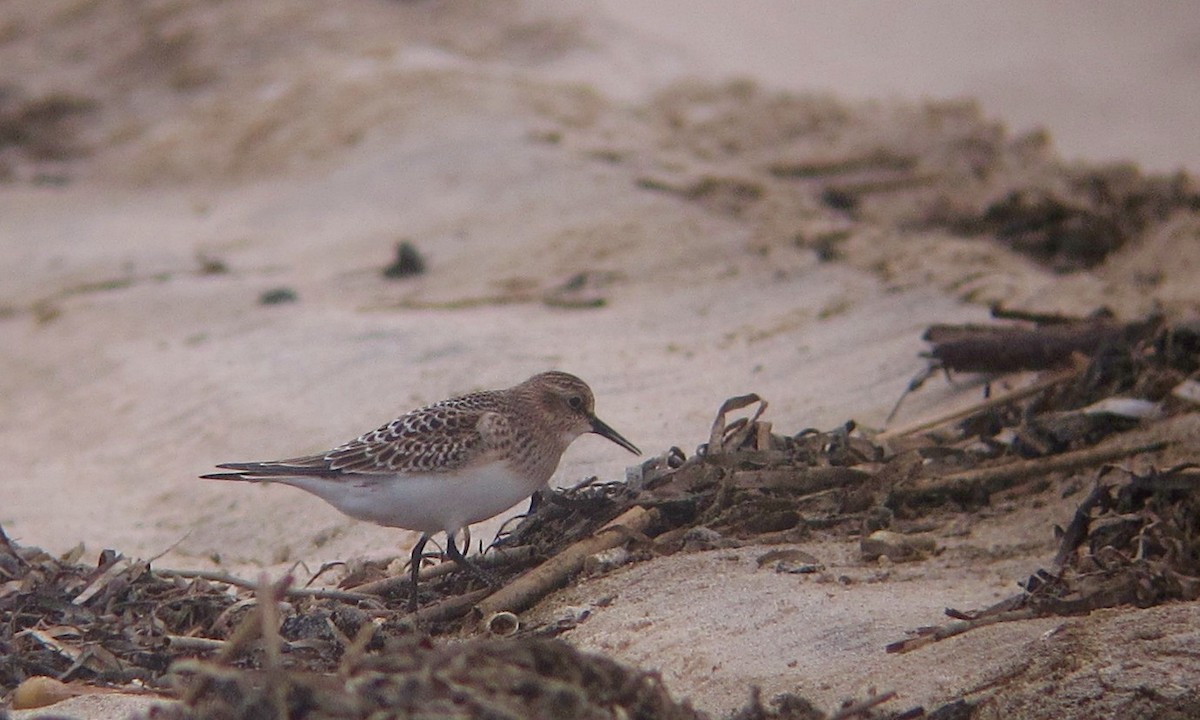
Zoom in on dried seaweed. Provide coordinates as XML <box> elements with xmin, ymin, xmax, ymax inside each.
<box><xmin>887</xmin><ymin>462</ymin><xmax>1200</xmax><ymax>653</ymax></box>
<box><xmin>158</xmin><ymin>636</ymin><xmax>706</xmax><ymax>720</ymax></box>
<box><xmin>1</xmin><ymin>541</ymin><xmax>236</xmax><ymax>691</ymax></box>
<box><xmin>939</xmin><ymin>170</ymin><xmax>1200</xmax><ymax>272</ymax></box>
<box><xmin>0</xmin><ymin>87</ymin><xmax>95</xmax><ymax>161</ymax></box>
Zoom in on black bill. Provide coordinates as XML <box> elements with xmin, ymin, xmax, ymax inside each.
<box><xmin>590</xmin><ymin>415</ymin><xmax>641</xmax><ymax>455</ymax></box>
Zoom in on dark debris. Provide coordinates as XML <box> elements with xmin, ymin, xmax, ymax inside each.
<box><xmin>942</xmin><ymin>169</ymin><xmax>1200</xmax><ymax>272</ymax></box>
<box><xmin>258</xmin><ymin>287</ymin><xmax>298</xmax><ymax>305</ymax></box>
<box><xmin>0</xmin><ymin>86</ymin><xmax>96</xmax><ymax>167</ymax></box>
<box><xmin>146</xmin><ymin>635</ymin><xmax>707</xmax><ymax>720</ymax></box>
<box><xmin>381</xmin><ymin>241</ymin><xmax>425</xmax><ymax>279</ymax></box>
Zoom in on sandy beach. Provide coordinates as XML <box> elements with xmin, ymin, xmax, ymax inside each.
<box><xmin>3</xmin><ymin>2</ymin><xmax>1199</xmax><ymax>718</ymax></box>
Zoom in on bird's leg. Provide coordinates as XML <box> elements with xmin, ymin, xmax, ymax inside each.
<box><xmin>526</xmin><ymin>488</ymin><xmax>544</xmax><ymax>515</ymax></box>
<box><xmin>444</xmin><ymin>530</ymin><xmax>496</xmax><ymax>586</ymax></box>
<box><xmin>408</xmin><ymin>533</ymin><xmax>430</xmax><ymax>613</ymax></box>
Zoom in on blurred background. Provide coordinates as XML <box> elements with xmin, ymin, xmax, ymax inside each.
<box><xmin>600</xmin><ymin>0</ymin><xmax>1200</xmax><ymax>173</ymax></box>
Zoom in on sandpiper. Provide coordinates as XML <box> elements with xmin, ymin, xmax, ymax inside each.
<box><xmin>202</xmin><ymin>371</ymin><xmax>640</xmax><ymax>609</ymax></box>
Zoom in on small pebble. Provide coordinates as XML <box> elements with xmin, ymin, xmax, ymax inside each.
<box><xmin>12</xmin><ymin>676</ymin><xmax>80</xmax><ymax>709</ymax></box>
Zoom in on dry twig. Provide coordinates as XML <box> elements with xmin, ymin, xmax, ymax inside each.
<box><xmin>154</xmin><ymin>567</ymin><xmax>384</xmax><ymax>607</ymax></box>
<box><xmin>880</xmin><ymin>366</ymin><xmax>1079</xmax><ymax>442</ymax></box>
<box><xmin>886</xmin><ymin>608</ymin><xmax>1041</xmax><ymax>654</ymax></box>
<box><xmin>890</xmin><ymin>439</ymin><xmax>1166</xmax><ymax>506</ymax></box>
<box><xmin>474</xmin><ymin>506</ymin><xmax>659</xmax><ymax>620</ymax></box>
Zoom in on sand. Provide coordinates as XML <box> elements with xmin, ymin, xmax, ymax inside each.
<box><xmin>3</xmin><ymin>2</ymin><xmax>1199</xmax><ymax>718</ymax></box>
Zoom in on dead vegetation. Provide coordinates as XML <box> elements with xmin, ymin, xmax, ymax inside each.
<box><xmin>639</xmin><ymin>81</ymin><xmax>1200</xmax><ymax>277</ymax></box>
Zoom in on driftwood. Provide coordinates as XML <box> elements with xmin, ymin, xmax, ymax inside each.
<box><xmin>888</xmin><ymin>439</ymin><xmax>1166</xmax><ymax>507</ymax></box>
<box><xmin>414</xmin><ymin>588</ymin><xmax>492</xmax><ymax>625</ymax></box>
<box><xmin>921</xmin><ymin>318</ymin><xmax>1149</xmax><ymax>374</ymax></box>
<box><xmin>889</xmin><ymin>558</ymin><xmax>1195</xmax><ymax>654</ymax></box>
<box><xmin>879</xmin><ymin>366</ymin><xmax>1079</xmax><ymax>441</ymax></box>
<box><xmin>473</xmin><ymin>506</ymin><xmax>659</xmax><ymax>621</ymax></box>
<box><xmin>733</xmin><ymin>467</ymin><xmax>874</xmax><ymax>494</ymax></box>
<box><xmin>885</xmin><ymin>608</ymin><xmax>1041</xmax><ymax>654</ymax></box>
<box><xmin>887</xmin><ymin>313</ymin><xmax>1161</xmax><ymax>423</ymax></box>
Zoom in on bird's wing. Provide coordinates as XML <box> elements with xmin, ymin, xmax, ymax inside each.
<box><xmin>207</xmin><ymin>401</ymin><xmax>507</xmax><ymax>479</ymax></box>
<box><xmin>327</xmin><ymin>402</ymin><xmax>504</xmax><ymax>474</ymax></box>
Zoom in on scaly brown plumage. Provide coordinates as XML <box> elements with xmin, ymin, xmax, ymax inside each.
<box><xmin>202</xmin><ymin>371</ymin><xmax>639</xmax><ymax>610</ymax></box>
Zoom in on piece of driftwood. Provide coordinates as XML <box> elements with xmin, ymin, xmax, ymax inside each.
<box><xmin>888</xmin><ymin>314</ymin><xmax>1162</xmax><ymax>424</ymax></box>
<box><xmin>880</xmin><ymin>366</ymin><xmax>1079</xmax><ymax>442</ymax></box>
<box><xmin>19</xmin><ymin>628</ymin><xmax>88</xmax><ymax>668</ymax></box>
<box><xmin>473</xmin><ymin>506</ymin><xmax>659</xmax><ymax>621</ymax></box>
<box><xmin>72</xmin><ymin>556</ymin><xmax>134</xmax><ymax>606</ymax></box>
<box><xmin>154</xmin><ymin>567</ymin><xmax>264</xmax><ymax>591</ymax></box>
<box><xmin>767</xmin><ymin>150</ymin><xmax>917</xmax><ymax>178</ymax></box>
<box><xmin>891</xmin><ymin>556</ymin><xmax>1198</xmax><ymax>655</ymax></box>
<box><xmin>888</xmin><ymin>439</ymin><xmax>1166</xmax><ymax>506</ymax></box>
<box><xmin>730</xmin><ymin>466</ymin><xmax>874</xmax><ymax>494</ymax></box>
<box><xmin>165</xmin><ymin>553</ymin><xmax>524</xmax><ymax>610</ymax></box>
<box><xmin>921</xmin><ymin>317</ymin><xmax>1156</xmax><ymax>374</ymax></box>
<box><xmin>414</xmin><ymin>588</ymin><xmax>491</xmax><ymax>625</ymax></box>
<box><xmin>885</xmin><ymin>608</ymin><xmax>1041</xmax><ymax>654</ymax></box>
<box><xmin>419</xmin><ymin>545</ymin><xmax>538</xmax><ymax>581</ymax></box>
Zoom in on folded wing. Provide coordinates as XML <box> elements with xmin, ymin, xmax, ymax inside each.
<box><xmin>203</xmin><ymin>401</ymin><xmax>502</xmax><ymax>481</ymax></box>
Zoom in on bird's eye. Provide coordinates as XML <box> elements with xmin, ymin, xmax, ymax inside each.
<box><xmin>568</xmin><ymin>395</ymin><xmax>584</xmax><ymax>410</ymax></box>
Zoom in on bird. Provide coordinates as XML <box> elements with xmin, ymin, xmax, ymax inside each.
<box><xmin>201</xmin><ymin>371</ymin><xmax>640</xmax><ymax>610</ymax></box>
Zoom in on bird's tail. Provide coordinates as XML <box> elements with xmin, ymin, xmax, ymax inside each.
<box><xmin>199</xmin><ymin>470</ymin><xmax>265</xmax><ymax>482</ymax></box>
<box><xmin>200</xmin><ymin>456</ymin><xmax>333</xmax><ymax>481</ymax></box>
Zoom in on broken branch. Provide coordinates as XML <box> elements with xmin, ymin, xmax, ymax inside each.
<box><xmin>473</xmin><ymin>506</ymin><xmax>659</xmax><ymax>620</ymax></box>
<box><xmin>890</xmin><ymin>439</ymin><xmax>1166</xmax><ymax>506</ymax></box>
